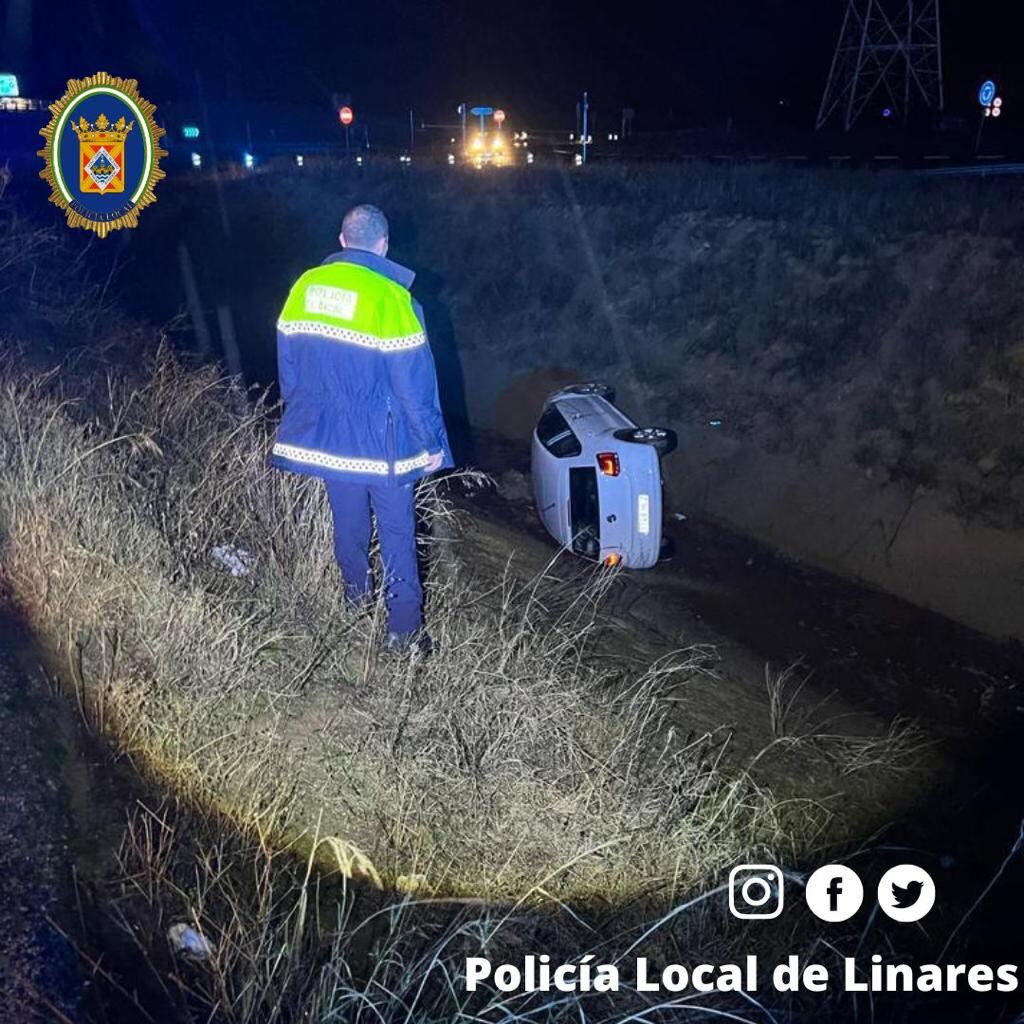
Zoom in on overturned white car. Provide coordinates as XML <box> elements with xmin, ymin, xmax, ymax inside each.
<box><xmin>530</xmin><ymin>384</ymin><xmax>676</xmax><ymax>569</ymax></box>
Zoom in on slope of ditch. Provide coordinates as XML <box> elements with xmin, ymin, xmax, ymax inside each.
<box><xmin>84</xmin><ymin>162</ymin><xmax>1024</xmax><ymax>641</ymax></box>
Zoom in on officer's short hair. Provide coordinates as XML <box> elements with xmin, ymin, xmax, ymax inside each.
<box><xmin>341</xmin><ymin>204</ymin><xmax>389</xmax><ymax>250</ymax></box>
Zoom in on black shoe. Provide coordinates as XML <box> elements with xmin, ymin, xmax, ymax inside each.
<box><xmin>383</xmin><ymin>630</ymin><xmax>434</xmax><ymax>656</ymax></box>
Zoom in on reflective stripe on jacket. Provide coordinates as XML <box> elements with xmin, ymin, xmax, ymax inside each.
<box><xmin>269</xmin><ymin>249</ymin><xmax>453</xmax><ymax>486</ymax></box>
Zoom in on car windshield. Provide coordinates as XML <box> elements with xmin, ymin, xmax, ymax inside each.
<box><xmin>569</xmin><ymin>467</ymin><xmax>600</xmax><ymax>558</ymax></box>
<box><xmin>537</xmin><ymin>405</ymin><xmax>582</xmax><ymax>458</ymax></box>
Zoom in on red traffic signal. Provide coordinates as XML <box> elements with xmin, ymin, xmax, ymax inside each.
<box><xmin>339</xmin><ymin>106</ymin><xmax>354</xmax><ymax>126</ymax></box>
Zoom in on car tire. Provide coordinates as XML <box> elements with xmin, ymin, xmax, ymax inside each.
<box><xmin>565</xmin><ymin>382</ymin><xmax>616</xmax><ymax>403</ymax></box>
<box><xmin>613</xmin><ymin>426</ymin><xmax>678</xmax><ymax>456</ymax></box>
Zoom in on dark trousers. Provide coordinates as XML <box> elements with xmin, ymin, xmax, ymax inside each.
<box><xmin>324</xmin><ymin>479</ymin><xmax>423</xmax><ymax>637</ymax></box>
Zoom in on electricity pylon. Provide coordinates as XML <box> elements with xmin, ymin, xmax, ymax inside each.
<box><xmin>816</xmin><ymin>0</ymin><xmax>944</xmax><ymax>131</ymax></box>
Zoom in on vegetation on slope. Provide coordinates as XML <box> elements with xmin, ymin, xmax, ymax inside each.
<box><xmin>0</xmin><ymin>345</ymin><xmax>808</xmax><ymax>902</ymax></box>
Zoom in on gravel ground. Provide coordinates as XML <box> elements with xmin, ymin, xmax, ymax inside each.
<box><xmin>0</xmin><ymin>612</ymin><xmax>83</xmax><ymax>1022</ymax></box>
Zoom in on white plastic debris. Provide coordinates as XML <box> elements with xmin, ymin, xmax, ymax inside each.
<box><xmin>167</xmin><ymin>923</ymin><xmax>215</xmax><ymax>959</ymax></box>
<box><xmin>211</xmin><ymin>544</ymin><xmax>256</xmax><ymax>577</ymax></box>
<box><xmin>672</xmin><ymin>512</ymin><xmax>687</xmax><ymax>521</ymax></box>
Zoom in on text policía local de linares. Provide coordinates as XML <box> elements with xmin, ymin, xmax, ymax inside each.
<box><xmin>465</xmin><ymin>954</ymin><xmax>1019</xmax><ymax>995</ymax></box>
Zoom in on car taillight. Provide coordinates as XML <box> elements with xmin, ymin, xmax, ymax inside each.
<box><xmin>597</xmin><ymin>452</ymin><xmax>620</xmax><ymax>476</ymax></box>
<box><xmin>603</xmin><ymin>552</ymin><xmax>622</xmax><ymax>568</ymax></box>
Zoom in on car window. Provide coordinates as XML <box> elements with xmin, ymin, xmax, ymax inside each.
<box><xmin>537</xmin><ymin>405</ymin><xmax>582</xmax><ymax>458</ymax></box>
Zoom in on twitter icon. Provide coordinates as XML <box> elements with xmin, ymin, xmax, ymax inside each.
<box><xmin>877</xmin><ymin>865</ymin><xmax>936</xmax><ymax>922</ymax></box>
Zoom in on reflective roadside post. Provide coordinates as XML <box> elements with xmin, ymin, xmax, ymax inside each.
<box><xmin>581</xmin><ymin>91</ymin><xmax>589</xmax><ymax>164</ymax></box>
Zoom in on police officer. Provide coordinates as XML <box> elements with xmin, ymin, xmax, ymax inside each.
<box><xmin>271</xmin><ymin>205</ymin><xmax>453</xmax><ymax>651</ymax></box>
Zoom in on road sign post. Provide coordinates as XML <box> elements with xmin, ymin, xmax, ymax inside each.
<box><xmin>976</xmin><ymin>81</ymin><xmax>1002</xmax><ymax>153</ymax></box>
<box><xmin>339</xmin><ymin>106</ymin><xmax>354</xmax><ymax>160</ymax></box>
<box><xmin>470</xmin><ymin>106</ymin><xmax>493</xmax><ymax>133</ymax></box>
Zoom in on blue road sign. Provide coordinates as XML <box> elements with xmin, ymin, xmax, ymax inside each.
<box><xmin>979</xmin><ymin>80</ymin><xmax>996</xmax><ymax>107</ymax></box>
<box><xmin>469</xmin><ymin>106</ymin><xmax>493</xmax><ymax>116</ymax></box>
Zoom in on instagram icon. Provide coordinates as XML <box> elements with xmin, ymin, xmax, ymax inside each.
<box><xmin>728</xmin><ymin>864</ymin><xmax>785</xmax><ymax>919</ymax></box>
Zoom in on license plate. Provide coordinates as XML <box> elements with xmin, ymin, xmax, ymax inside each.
<box><xmin>637</xmin><ymin>493</ymin><xmax>650</xmax><ymax>535</ymax></box>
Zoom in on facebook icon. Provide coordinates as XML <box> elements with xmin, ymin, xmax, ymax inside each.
<box><xmin>806</xmin><ymin>864</ymin><xmax>864</xmax><ymax>922</ymax></box>
<box><xmin>826</xmin><ymin>875</ymin><xmax>844</xmax><ymax>913</ymax></box>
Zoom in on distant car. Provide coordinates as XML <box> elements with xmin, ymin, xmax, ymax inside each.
<box><xmin>464</xmin><ymin>130</ymin><xmax>514</xmax><ymax>167</ymax></box>
<box><xmin>531</xmin><ymin>383</ymin><xmax>676</xmax><ymax>569</ymax></box>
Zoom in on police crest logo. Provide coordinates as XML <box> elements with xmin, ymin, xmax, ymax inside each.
<box><xmin>38</xmin><ymin>72</ymin><xmax>167</xmax><ymax>237</ymax></box>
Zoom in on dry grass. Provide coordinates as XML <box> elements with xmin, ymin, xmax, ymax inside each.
<box><xmin>1</xmin><ymin>346</ymin><xmax>849</xmax><ymax>1019</ymax></box>
<box><xmin>0</xmin><ymin>346</ymin><xmax>809</xmax><ymax>907</ymax></box>
<box><xmin>761</xmin><ymin>660</ymin><xmax>930</xmax><ymax>779</ymax></box>
<box><xmin>824</xmin><ymin>717</ymin><xmax>931</xmax><ymax>778</ymax></box>
<box><xmin>98</xmin><ymin>797</ymin><xmax>798</xmax><ymax>1024</ymax></box>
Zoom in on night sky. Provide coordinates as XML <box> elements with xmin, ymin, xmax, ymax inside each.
<box><xmin>3</xmin><ymin>0</ymin><xmax>1020</xmax><ymax>128</ymax></box>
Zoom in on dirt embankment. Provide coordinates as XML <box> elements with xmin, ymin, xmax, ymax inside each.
<box><xmin>108</xmin><ymin>163</ymin><xmax>1024</xmax><ymax>641</ymax></box>
<box><xmin>444</xmin><ymin>200</ymin><xmax>1024</xmax><ymax>643</ymax></box>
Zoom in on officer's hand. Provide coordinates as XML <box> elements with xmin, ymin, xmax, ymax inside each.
<box><xmin>425</xmin><ymin>452</ymin><xmax>444</xmax><ymax>473</ymax></box>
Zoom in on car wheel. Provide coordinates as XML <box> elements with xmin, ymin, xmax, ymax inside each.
<box><xmin>613</xmin><ymin>426</ymin><xmax>678</xmax><ymax>456</ymax></box>
<box><xmin>565</xmin><ymin>382</ymin><xmax>616</xmax><ymax>403</ymax></box>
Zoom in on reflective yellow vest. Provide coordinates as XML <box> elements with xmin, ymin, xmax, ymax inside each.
<box><xmin>270</xmin><ymin>251</ymin><xmax>452</xmax><ymax>486</ymax></box>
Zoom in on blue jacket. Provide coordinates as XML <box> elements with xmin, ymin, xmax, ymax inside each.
<box><xmin>270</xmin><ymin>249</ymin><xmax>453</xmax><ymax>487</ymax></box>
